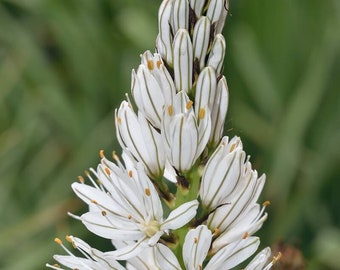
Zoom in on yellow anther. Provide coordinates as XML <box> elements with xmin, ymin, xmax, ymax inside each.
<box><xmin>65</xmin><ymin>235</ymin><xmax>72</xmax><ymax>243</ymax></box>
<box><xmin>145</xmin><ymin>188</ymin><xmax>151</xmax><ymax>196</ymax></box>
<box><xmin>112</xmin><ymin>151</ymin><xmax>120</xmax><ymax>161</ymax></box>
<box><xmin>84</xmin><ymin>170</ymin><xmax>90</xmax><ymax>176</ymax></box>
<box><xmin>105</xmin><ymin>167</ymin><xmax>111</xmax><ymax>175</ymax></box>
<box><xmin>186</xmin><ymin>100</ymin><xmax>193</xmax><ymax>110</ymax></box>
<box><xmin>147</xmin><ymin>60</ymin><xmax>154</xmax><ymax>70</ymax></box>
<box><xmin>101</xmin><ymin>210</ymin><xmax>107</xmax><ymax>216</ymax></box>
<box><xmin>156</xmin><ymin>60</ymin><xmax>162</xmax><ymax>68</ymax></box>
<box><xmin>198</xmin><ymin>108</ymin><xmax>205</xmax><ymax>119</ymax></box>
<box><xmin>242</xmin><ymin>232</ymin><xmax>249</xmax><ymax>239</ymax></box>
<box><xmin>273</xmin><ymin>252</ymin><xmax>282</xmax><ymax>264</ymax></box>
<box><xmin>127</xmin><ymin>214</ymin><xmax>132</xmax><ymax>219</ymax></box>
<box><xmin>168</xmin><ymin>105</ymin><xmax>173</xmax><ymax>116</ymax></box>
<box><xmin>77</xmin><ymin>175</ymin><xmax>85</xmax><ymax>183</ymax></box>
<box><xmin>230</xmin><ymin>143</ymin><xmax>236</xmax><ymax>152</ymax></box>
<box><xmin>99</xmin><ymin>150</ymin><xmax>105</xmax><ymax>159</ymax></box>
<box><xmin>194</xmin><ymin>237</ymin><xmax>198</xmax><ymax>243</ymax></box>
<box><xmin>213</xmin><ymin>227</ymin><xmax>220</xmax><ymax>236</ymax></box>
<box><xmin>91</xmin><ymin>199</ymin><xmax>98</xmax><ymax>204</ymax></box>
<box><xmin>54</xmin><ymin>238</ymin><xmax>62</xmax><ymax>245</ymax></box>
<box><xmin>199</xmin><ymin>265</ymin><xmax>202</xmax><ymax>270</ymax></box>
<box><xmin>263</xmin><ymin>200</ymin><xmax>271</xmax><ymax>207</ymax></box>
<box><xmin>117</xmin><ymin>117</ymin><xmax>122</xmax><ymax>124</ymax></box>
<box><xmin>128</xmin><ymin>170</ymin><xmax>133</xmax><ymax>177</ymax></box>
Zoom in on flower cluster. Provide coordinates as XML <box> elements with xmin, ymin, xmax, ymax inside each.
<box><xmin>47</xmin><ymin>0</ymin><xmax>280</xmax><ymax>269</ymax></box>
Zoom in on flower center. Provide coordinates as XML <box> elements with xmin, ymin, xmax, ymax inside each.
<box><xmin>143</xmin><ymin>220</ymin><xmax>160</xmax><ymax>237</ymax></box>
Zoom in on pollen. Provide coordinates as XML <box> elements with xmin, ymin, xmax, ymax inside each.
<box><xmin>186</xmin><ymin>100</ymin><xmax>193</xmax><ymax>110</ymax></box>
<box><xmin>127</xmin><ymin>214</ymin><xmax>132</xmax><ymax>219</ymax></box>
<box><xmin>99</xmin><ymin>150</ymin><xmax>105</xmax><ymax>158</ymax></box>
<box><xmin>168</xmin><ymin>105</ymin><xmax>173</xmax><ymax>116</ymax></box>
<box><xmin>263</xmin><ymin>200</ymin><xmax>271</xmax><ymax>207</ymax></box>
<box><xmin>156</xmin><ymin>60</ymin><xmax>162</xmax><ymax>68</ymax></box>
<box><xmin>101</xmin><ymin>210</ymin><xmax>107</xmax><ymax>216</ymax></box>
<box><xmin>54</xmin><ymin>238</ymin><xmax>62</xmax><ymax>245</ymax></box>
<box><xmin>145</xmin><ymin>188</ymin><xmax>151</xmax><ymax>196</ymax></box>
<box><xmin>230</xmin><ymin>143</ymin><xmax>236</xmax><ymax>152</ymax></box>
<box><xmin>117</xmin><ymin>117</ymin><xmax>122</xmax><ymax>124</ymax></box>
<box><xmin>242</xmin><ymin>231</ymin><xmax>249</xmax><ymax>239</ymax></box>
<box><xmin>105</xmin><ymin>167</ymin><xmax>111</xmax><ymax>175</ymax></box>
<box><xmin>194</xmin><ymin>237</ymin><xmax>198</xmax><ymax>243</ymax></box>
<box><xmin>213</xmin><ymin>227</ymin><xmax>219</xmax><ymax>235</ymax></box>
<box><xmin>77</xmin><ymin>175</ymin><xmax>85</xmax><ymax>183</ymax></box>
<box><xmin>199</xmin><ymin>108</ymin><xmax>205</xmax><ymax>119</ymax></box>
<box><xmin>91</xmin><ymin>199</ymin><xmax>98</xmax><ymax>204</ymax></box>
<box><xmin>128</xmin><ymin>170</ymin><xmax>133</xmax><ymax>177</ymax></box>
<box><xmin>147</xmin><ymin>60</ymin><xmax>154</xmax><ymax>70</ymax></box>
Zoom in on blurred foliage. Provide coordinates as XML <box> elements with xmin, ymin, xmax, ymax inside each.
<box><xmin>0</xmin><ymin>0</ymin><xmax>339</xmax><ymax>269</ymax></box>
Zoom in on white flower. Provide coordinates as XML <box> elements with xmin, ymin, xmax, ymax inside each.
<box><xmin>156</xmin><ymin>225</ymin><xmax>261</xmax><ymax>270</ymax></box>
<box><xmin>162</xmin><ymin>91</ymin><xmax>211</xmax><ymax>172</ymax></box>
<box><xmin>46</xmin><ymin>236</ymin><xmax>125</xmax><ymax>270</ymax></box>
<box><xmin>173</xmin><ymin>29</ymin><xmax>193</xmax><ymax>93</ymax></box>
<box><xmin>131</xmin><ymin>50</ymin><xmax>176</xmax><ymax>129</ymax></box>
<box><xmin>115</xmin><ymin>101</ymin><xmax>165</xmax><ymax>179</ymax></box>
<box><xmin>70</xmin><ymin>156</ymin><xmax>198</xmax><ymax>259</ymax></box>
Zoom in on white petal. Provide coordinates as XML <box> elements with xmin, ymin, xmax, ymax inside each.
<box><xmin>156</xmin><ymin>244</ymin><xmax>182</xmax><ymax>270</ymax></box>
<box><xmin>244</xmin><ymin>247</ymin><xmax>273</xmax><ymax>270</ymax></box>
<box><xmin>193</xmin><ymin>16</ymin><xmax>211</xmax><ymax>69</ymax></box>
<box><xmin>171</xmin><ymin>0</ymin><xmax>189</xmax><ymax>33</ymax></box>
<box><xmin>173</xmin><ymin>29</ymin><xmax>193</xmax><ymax>93</ymax></box>
<box><xmin>207</xmin><ymin>34</ymin><xmax>226</xmax><ymax>74</ymax></box>
<box><xmin>205</xmin><ymin>237</ymin><xmax>260</xmax><ymax>270</ymax></box>
<box><xmin>183</xmin><ymin>225</ymin><xmax>212</xmax><ymax>270</ymax></box>
<box><xmin>161</xmin><ymin>200</ymin><xmax>198</xmax><ymax>230</ymax></box>
<box><xmin>158</xmin><ymin>0</ymin><xmax>174</xmax><ymax>64</ymax></box>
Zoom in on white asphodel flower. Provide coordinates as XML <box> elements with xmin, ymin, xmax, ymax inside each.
<box><xmin>69</xmin><ymin>154</ymin><xmax>198</xmax><ymax>259</ymax></box>
<box><xmin>131</xmin><ymin>50</ymin><xmax>176</xmax><ymax>129</ymax></box>
<box><xmin>115</xmin><ymin>101</ymin><xmax>166</xmax><ymax>179</ymax></box>
<box><xmin>162</xmin><ymin>91</ymin><xmax>211</xmax><ymax>172</ymax></box>
<box><xmin>46</xmin><ymin>236</ymin><xmax>125</xmax><ymax>270</ymax></box>
<box><xmin>200</xmin><ymin>137</ymin><xmax>268</xmax><ymax>252</ymax></box>
<box><xmin>156</xmin><ymin>225</ymin><xmax>261</xmax><ymax>270</ymax></box>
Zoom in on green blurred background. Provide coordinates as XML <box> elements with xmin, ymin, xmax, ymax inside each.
<box><xmin>0</xmin><ymin>0</ymin><xmax>339</xmax><ymax>269</ymax></box>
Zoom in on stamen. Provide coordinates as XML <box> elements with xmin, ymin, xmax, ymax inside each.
<box><xmin>168</xmin><ymin>105</ymin><xmax>173</xmax><ymax>116</ymax></box>
<box><xmin>213</xmin><ymin>227</ymin><xmax>219</xmax><ymax>235</ymax></box>
<box><xmin>127</xmin><ymin>214</ymin><xmax>132</xmax><ymax>219</ymax></box>
<box><xmin>186</xmin><ymin>100</ymin><xmax>193</xmax><ymax>110</ymax></box>
<box><xmin>91</xmin><ymin>199</ymin><xmax>98</xmax><ymax>204</ymax></box>
<box><xmin>128</xmin><ymin>170</ymin><xmax>133</xmax><ymax>177</ymax></box>
<box><xmin>263</xmin><ymin>200</ymin><xmax>271</xmax><ymax>207</ymax></box>
<box><xmin>105</xmin><ymin>167</ymin><xmax>111</xmax><ymax>175</ymax></box>
<box><xmin>112</xmin><ymin>151</ymin><xmax>119</xmax><ymax>161</ymax></box>
<box><xmin>145</xmin><ymin>188</ymin><xmax>151</xmax><ymax>196</ymax></box>
<box><xmin>194</xmin><ymin>237</ymin><xmax>198</xmax><ymax>243</ymax></box>
<box><xmin>101</xmin><ymin>210</ymin><xmax>107</xmax><ymax>216</ymax></box>
<box><xmin>242</xmin><ymin>232</ymin><xmax>249</xmax><ymax>239</ymax></box>
<box><xmin>156</xmin><ymin>60</ymin><xmax>162</xmax><ymax>68</ymax></box>
<box><xmin>147</xmin><ymin>60</ymin><xmax>154</xmax><ymax>70</ymax></box>
<box><xmin>273</xmin><ymin>252</ymin><xmax>282</xmax><ymax>264</ymax></box>
<box><xmin>99</xmin><ymin>150</ymin><xmax>105</xmax><ymax>159</ymax></box>
<box><xmin>77</xmin><ymin>175</ymin><xmax>85</xmax><ymax>184</ymax></box>
<box><xmin>65</xmin><ymin>235</ymin><xmax>72</xmax><ymax>243</ymax></box>
<box><xmin>199</xmin><ymin>108</ymin><xmax>205</xmax><ymax>119</ymax></box>
<box><xmin>230</xmin><ymin>143</ymin><xmax>236</xmax><ymax>152</ymax></box>
<box><xmin>54</xmin><ymin>238</ymin><xmax>62</xmax><ymax>245</ymax></box>
<box><xmin>117</xmin><ymin>117</ymin><xmax>122</xmax><ymax>124</ymax></box>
